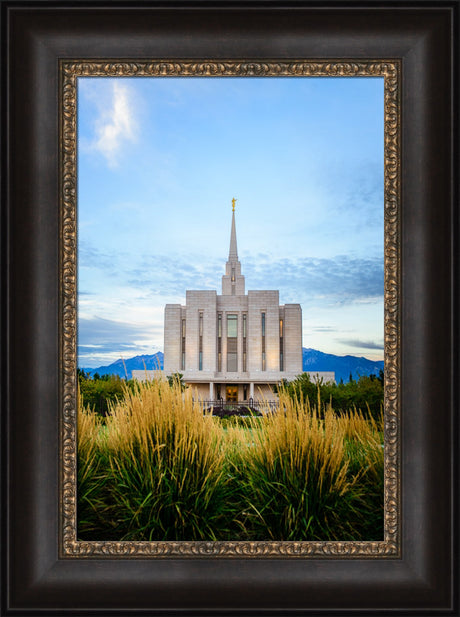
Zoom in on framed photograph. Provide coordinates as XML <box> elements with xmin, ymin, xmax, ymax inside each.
<box><xmin>2</xmin><ymin>1</ymin><xmax>457</xmax><ymax>614</ymax></box>
<box><xmin>70</xmin><ymin>62</ymin><xmax>393</xmax><ymax>553</ymax></box>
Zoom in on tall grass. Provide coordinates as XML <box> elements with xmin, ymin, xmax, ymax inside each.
<box><xmin>98</xmin><ymin>377</ymin><xmax>237</xmax><ymax>540</ymax></box>
<box><xmin>78</xmin><ymin>379</ymin><xmax>384</xmax><ymax>541</ymax></box>
<box><xmin>77</xmin><ymin>393</ymin><xmax>114</xmax><ymax>537</ymax></box>
<box><xmin>230</xmin><ymin>392</ymin><xmax>379</xmax><ymax>540</ymax></box>
<box><xmin>338</xmin><ymin>409</ymin><xmax>385</xmax><ymax>539</ymax></box>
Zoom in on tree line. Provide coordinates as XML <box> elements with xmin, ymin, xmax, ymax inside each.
<box><xmin>276</xmin><ymin>371</ymin><xmax>384</xmax><ymax>420</ymax></box>
<box><xmin>78</xmin><ymin>369</ymin><xmax>384</xmax><ymax>419</ymax></box>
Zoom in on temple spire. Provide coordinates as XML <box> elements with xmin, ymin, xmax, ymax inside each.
<box><xmin>222</xmin><ymin>198</ymin><xmax>244</xmax><ymax>295</ymax></box>
<box><xmin>228</xmin><ymin>198</ymin><xmax>238</xmax><ymax>261</ymax></box>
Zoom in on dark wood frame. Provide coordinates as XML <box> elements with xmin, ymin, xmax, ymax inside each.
<box><xmin>2</xmin><ymin>1</ymin><xmax>458</xmax><ymax>613</ymax></box>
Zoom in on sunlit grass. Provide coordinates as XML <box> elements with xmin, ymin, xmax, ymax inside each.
<box><xmin>78</xmin><ymin>378</ymin><xmax>384</xmax><ymax>541</ymax></box>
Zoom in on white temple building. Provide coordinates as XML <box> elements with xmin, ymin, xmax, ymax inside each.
<box><xmin>134</xmin><ymin>200</ymin><xmax>334</xmax><ymax>401</ymax></box>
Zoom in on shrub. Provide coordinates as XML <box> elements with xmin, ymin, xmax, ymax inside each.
<box><xmin>233</xmin><ymin>393</ymin><xmax>363</xmax><ymax>540</ymax></box>
<box><xmin>77</xmin><ymin>393</ymin><xmax>115</xmax><ymax>538</ymax></box>
<box><xmin>78</xmin><ymin>378</ymin><xmax>237</xmax><ymax>541</ymax></box>
<box><xmin>278</xmin><ymin>372</ymin><xmax>384</xmax><ymax>420</ymax></box>
<box><xmin>338</xmin><ymin>410</ymin><xmax>385</xmax><ymax>539</ymax></box>
<box><xmin>78</xmin><ymin>371</ymin><xmax>136</xmax><ymax>417</ymax></box>
<box><xmin>77</xmin><ymin>380</ymin><xmax>384</xmax><ymax>541</ymax></box>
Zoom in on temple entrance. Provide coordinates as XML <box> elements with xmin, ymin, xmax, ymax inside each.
<box><xmin>226</xmin><ymin>385</ymin><xmax>238</xmax><ymax>402</ymax></box>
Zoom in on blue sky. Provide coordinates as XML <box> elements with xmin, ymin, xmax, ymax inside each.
<box><xmin>77</xmin><ymin>76</ymin><xmax>384</xmax><ymax>368</ymax></box>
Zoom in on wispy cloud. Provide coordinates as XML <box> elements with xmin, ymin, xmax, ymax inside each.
<box><xmin>78</xmin><ymin>240</ymin><xmax>119</xmax><ymax>270</ymax></box>
<box><xmin>338</xmin><ymin>338</ymin><xmax>384</xmax><ymax>351</ymax></box>
<box><xmin>78</xmin><ymin>316</ymin><xmax>162</xmax><ymax>366</ymax></box>
<box><xmin>125</xmin><ymin>254</ymin><xmax>224</xmax><ymax>296</ymax></box>
<box><xmin>79</xmin><ymin>243</ymin><xmax>383</xmax><ymax>308</ymax></box>
<box><xmin>89</xmin><ymin>82</ymin><xmax>138</xmax><ymax>167</ymax></box>
<box><xmin>244</xmin><ymin>254</ymin><xmax>384</xmax><ymax>305</ymax></box>
<box><xmin>312</xmin><ymin>326</ymin><xmax>337</xmax><ymax>333</ymax></box>
<box><xmin>79</xmin><ymin>315</ymin><xmax>162</xmax><ymax>344</ymax></box>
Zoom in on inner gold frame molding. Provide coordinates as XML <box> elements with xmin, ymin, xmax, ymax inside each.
<box><xmin>60</xmin><ymin>60</ymin><xmax>400</xmax><ymax>558</ymax></box>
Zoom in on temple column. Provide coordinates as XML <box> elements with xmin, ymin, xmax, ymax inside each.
<box><xmin>249</xmin><ymin>382</ymin><xmax>254</xmax><ymax>400</ymax></box>
<box><xmin>209</xmin><ymin>382</ymin><xmax>214</xmax><ymax>400</ymax></box>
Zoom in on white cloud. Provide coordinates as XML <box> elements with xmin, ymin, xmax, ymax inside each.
<box><xmin>91</xmin><ymin>82</ymin><xmax>138</xmax><ymax>167</ymax></box>
<box><xmin>77</xmin><ymin>315</ymin><xmax>163</xmax><ymax>367</ymax></box>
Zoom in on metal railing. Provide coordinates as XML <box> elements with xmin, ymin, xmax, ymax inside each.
<box><xmin>198</xmin><ymin>398</ymin><xmax>278</xmax><ymax>416</ymax></box>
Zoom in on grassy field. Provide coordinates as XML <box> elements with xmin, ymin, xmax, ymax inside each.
<box><xmin>78</xmin><ymin>378</ymin><xmax>384</xmax><ymax>541</ymax></box>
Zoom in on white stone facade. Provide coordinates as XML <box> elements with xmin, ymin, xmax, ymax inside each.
<box><xmin>162</xmin><ymin>204</ymin><xmax>303</xmax><ymax>402</ymax></box>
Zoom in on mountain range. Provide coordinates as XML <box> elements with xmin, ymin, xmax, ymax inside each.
<box><xmin>301</xmin><ymin>348</ymin><xmax>383</xmax><ymax>383</ymax></box>
<box><xmin>81</xmin><ymin>349</ymin><xmax>383</xmax><ymax>383</ymax></box>
<box><xmin>81</xmin><ymin>353</ymin><xmax>164</xmax><ymax>380</ymax></box>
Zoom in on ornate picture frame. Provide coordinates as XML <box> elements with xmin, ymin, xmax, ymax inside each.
<box><xmin>62</xmin><ymin>59</ymin><xmax>399</xmax><ymax>558</ymax></box>
<box><xmin>3</xmin><ymin>2</ymin><xmax>457</xmax><ymax>613</ymax></box>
